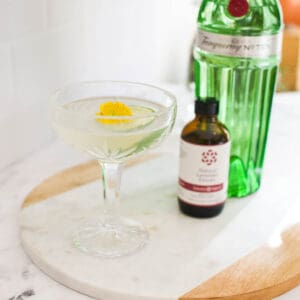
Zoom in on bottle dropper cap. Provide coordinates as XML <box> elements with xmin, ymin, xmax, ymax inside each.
<box><xmin>195</xmin><ymin>98</ymin><xmax>219</xmax><ymax>116</ymax></box>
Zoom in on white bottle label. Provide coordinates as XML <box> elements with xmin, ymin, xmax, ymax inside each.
<box><xmin>195</xmin><ymin>29</ymin><xmax>282</xmax><ymax>58</ymax></box>
<box><xmin>178</xmin><ymin>140</ymin><xmax>230</xmax><ymax>206</ymax></box>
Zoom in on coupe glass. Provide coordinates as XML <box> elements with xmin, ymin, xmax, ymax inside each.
<box><xmin>51</xmin><ymin>81</ymin><xmax>177</xmax><ymax>258</ymax></box>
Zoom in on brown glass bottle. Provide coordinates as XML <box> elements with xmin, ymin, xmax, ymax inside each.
<box><xmin>178</xmin><ymin>98</ymin><xmax>230</xmax><ymax>218</ymax></box>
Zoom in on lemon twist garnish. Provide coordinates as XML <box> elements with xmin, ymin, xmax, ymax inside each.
<box><xmin>96</xmin><ymin>101</ymin><xmax>132</xmax><ymax>124</ymax></box>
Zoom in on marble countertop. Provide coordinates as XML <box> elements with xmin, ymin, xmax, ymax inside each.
<box><xmin>1</xmin><ymin>87</ymin><xmax>300</xmax><ymax>300</ymax></box>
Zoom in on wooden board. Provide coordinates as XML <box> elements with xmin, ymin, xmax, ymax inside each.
<box><xmin>181</xmin><ymin>224</ymin><xmax>300</xmax><ymax>300</ymax></box>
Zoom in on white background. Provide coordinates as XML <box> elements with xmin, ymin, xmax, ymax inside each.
<box><xmin>0</xmin><ymin>0</ymin><xmax>199</xmax><ymax>169</ymax></box>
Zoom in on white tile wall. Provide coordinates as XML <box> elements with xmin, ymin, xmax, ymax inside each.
<box><xmin>0</xmin><ymin>0</ymin><xmax>197</xmax><ymax>169</ymax></box>
<box><xmin>162</xmin><ymin>0</ymin><xmax>198</xmax><ymax>83</ymax></box>
<box><xmin>0</xmin><ymin>0</ymin><xmax>87</xmax><ymax>169</ymax></box>
<box><xmin>0</xmin><ymin>104</ymin><xmax>53</xmax><ymax>170</ymax></box>
<box><xmin>12</xmin><ymin>22</ymin><xmax>86</xmax><ymax>108</ymax></box>
<box><xmin>0</xmin><ymin>0</ymin><xmax>46</xmax><ymax>43</ymax></box>
<box><xmin>83</xmin><ymin>0</ymin><xmax>162</xmax><ymax>82</ymax></box>
<box><xmin>0</xmin><ymin>44</ymin><xmax>14</xmax><ymax>118</ymax></box>
<box><xmin>82</xmin><ymin>0</ymin><xmax>197</xmax><ymax>84</ymax></box>
<box><xmin>46</xmin><ymin>0</ymin><xmax>84</xmax><ymax>27</ymax></box>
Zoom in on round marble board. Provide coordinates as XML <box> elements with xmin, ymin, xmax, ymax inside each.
<box><xmin>19</xmin><ymin>152</ymin><xmax>300</xmax><ymax>300</ymax></box>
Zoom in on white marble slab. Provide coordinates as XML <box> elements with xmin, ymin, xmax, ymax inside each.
<box><xmin>1</xmin><ymin>87</ymin><xmax>300</xmax><ymax>299</ymax></box>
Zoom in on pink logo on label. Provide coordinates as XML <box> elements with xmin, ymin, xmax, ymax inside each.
<box><xmin>202</xmin><ymin>149</ymin><xmax>217</xmax><ymax>166</ymax></box>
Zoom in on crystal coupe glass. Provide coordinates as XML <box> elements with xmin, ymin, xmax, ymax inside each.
<box><xmin>51</xmin><ymin>81</ymin><xmax>177</xmax><ymax>258</ymax></box>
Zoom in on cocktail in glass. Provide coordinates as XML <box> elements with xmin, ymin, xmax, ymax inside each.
<box><xmin>51</xmin><ymin>81</ymin><xmax>177</xmax><ymax>258</ymax></box>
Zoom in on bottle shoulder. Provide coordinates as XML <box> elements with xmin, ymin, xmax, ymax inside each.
<box><xmin>198</xmin><ymin>0</ymin><xmax>282</xmax><ymax>35</ymax></box>
<box><xmin>181</xmin><ymin>118</ymin><xmax>230</xmax><ymax>145</ymax></box>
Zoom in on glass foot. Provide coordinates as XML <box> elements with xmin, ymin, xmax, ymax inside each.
<box><xmin>72</xmin><ymin>217</ymin><xmax>149</xmax><ymax>258</ymax></box>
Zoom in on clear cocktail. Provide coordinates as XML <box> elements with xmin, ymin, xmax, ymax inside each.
<box><xmin>51</xmin><ymin>81</ymin><xmax>176</xmax><ymax>257</ymax></box>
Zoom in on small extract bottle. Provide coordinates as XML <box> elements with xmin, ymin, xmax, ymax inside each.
<box><xmin>178</xmin><ymin>98</ymin><xmax>230</xmax><ymax>218</ymax></box>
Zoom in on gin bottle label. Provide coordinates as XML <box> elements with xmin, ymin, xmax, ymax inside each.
<box><xmin>195</xmin><ymin>29</ymin><xmax>282</xmax><ymax>58</ymax></box>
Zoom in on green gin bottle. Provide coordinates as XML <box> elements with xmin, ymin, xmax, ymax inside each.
<box><xmin>194</xmin><ymin>0</ymin><xmax>282</xmax><ymax>197</ymax></box>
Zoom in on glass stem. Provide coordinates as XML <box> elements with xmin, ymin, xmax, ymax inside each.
<box><xmin>99</xmin><ymin>161</ymin><xmax>122</xmax><ymax>219</ymax></box>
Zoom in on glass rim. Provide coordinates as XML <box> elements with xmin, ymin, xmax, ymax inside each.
<box><xmin>51</xmin><ymin>80</ymin><xmax>177</xmax><ymax>120</ymax></box>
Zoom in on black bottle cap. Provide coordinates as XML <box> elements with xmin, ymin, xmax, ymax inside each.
<box><xmin>195</xmin><ymin>98</ymin><xmax>219</xmax><ymax>115</ymax></box>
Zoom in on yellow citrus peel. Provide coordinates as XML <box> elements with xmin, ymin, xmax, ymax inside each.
<box><xmin>96</xmin><ymin>101</ymin><xmax>132</xmax><ymax>124</ymax></box>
